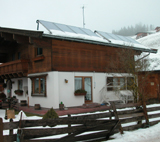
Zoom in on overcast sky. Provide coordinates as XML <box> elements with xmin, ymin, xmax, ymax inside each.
<box><xmin>0</xmin><ymin>0</ymin><xmax>159</xmax><ymax>33</ymax></box>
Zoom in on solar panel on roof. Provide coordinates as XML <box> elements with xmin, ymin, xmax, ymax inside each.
<box><xmin>97</xmin><ymin>31</ymin><xmax>112</xmax><ymax>40</ymax></box>
<box><xmin>95</xmin><ymin>30</ymin><xmax>141</xmax><ymax>45</ymax></box>
<box><xmin>39</xmin><ymin>20</ymin><xmax>60</xmax><ymax>30</ymax></box>
<box><xmin>69</xmin><ymin>26</ymin><xmax>85</xmax><ymax>34</ymax></box>
<box><xmin>37</xmin><ymin>20</ymin><xmax>98</xmax><ymax>37</ymax></box>
<box><xmin>117</xmin><ymin>35</ymin><xmax>131</xmax><ymax>42</ymax></box>
<box><xmin>108</xmin><ymin>33</ymin><xmax>119</xmax><ymax>40</ymax></box>
<box><xmin>125</xmin><ymin>37</ymin><xmax>140</xmax><ymax>44</ymax></box>
<box><xmin>54</xmin><ymin>23</ymin><xmax>75</xmax><ymax>33</ymax></box>
<box><xmin>81</xmin><ymin>28</ymin><xmax>98</xmax><ymax>37</ymax></box>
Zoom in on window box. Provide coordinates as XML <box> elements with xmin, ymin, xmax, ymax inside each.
<box><xmin>14</xmin><ymin>90</ymin><xmax>23</xmax><ymax>95</ymax></box>
<box><xmin>74</xmin><ymin>89</ymin><xmax>87</xmax><ymax>96</ymax></box>
<box><xmin>33</xmin><ymin>55</ymin><xmax>45</xmax><ymax>62</ymax></box>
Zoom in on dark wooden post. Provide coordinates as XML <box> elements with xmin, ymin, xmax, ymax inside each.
<box><xmin>68</xmin><ymin>114</ymin><xmax>71</xmax><ymax>135</ymax></box>
<box><xmin>141</xmin><ymin>95</ymin><xmax>149</xmax><ymax>126</ymax></box>
<box><xmin>9</xmin><ymin>119</ymin><xmax>13</xmax><ymax>135</ymax></box>
<box><xmin>0</xmin><ymin>118</ymin><xmax>3</xmax><ymax>142</ymax></box>
<box><xmin>110</xmin><ymin>102</ymin><xmax>123</xmax><ymax>134</ymax></box>
<box><xmin>109</xmin><ymin>110</ymin><xmax>112</xmax><ymax>120</ymax></box>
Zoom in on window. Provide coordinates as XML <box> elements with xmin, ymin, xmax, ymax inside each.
<box><xmin>36</xmin><ymin>48</ymin><xmax>43</xmax><ymax>56</ymax></box>
<box><xmin>75</xmin><ymin>77</ymin><xmax>92</xmax><ymax>102</ymax></box>
<box><xmin>107</xmin><ymin>77</ymin><xmax>134</xmax><ymax>91</ymax></box>
<box><xmin>18</xmin><ymin>52</ymin><xmax>21</xmax><ymax>59</ymax></box>
<box><xmin>30</xmin><ymin>75</ymin><xmax>47</xmax><ymax>96</ymax></box>
<box><xmin>18</xmin><ymin>80</ymin><xmax>23</xmax><ymax>90</ymax></box>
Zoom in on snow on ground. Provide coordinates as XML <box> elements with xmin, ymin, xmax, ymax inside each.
<box><xmin>1</xmin><ymin>103</ymin><xmax>160</xmax><ymax>141</ymax></box>
<box><xmin>105</xmin><ymin>123</ymin><xmax>160</xmax><ymax>142</ymax></box>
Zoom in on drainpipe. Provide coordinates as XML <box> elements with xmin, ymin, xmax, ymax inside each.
<box><xmin>136</xmin><ymin>51</ymin><xmax>151</xmax><ymax>62</ymax></box>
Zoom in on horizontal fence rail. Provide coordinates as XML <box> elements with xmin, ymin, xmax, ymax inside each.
<box><xmin>1</xmin><ymin>102</ymin><xmax>160</xmax><ymax>142</ymax></box>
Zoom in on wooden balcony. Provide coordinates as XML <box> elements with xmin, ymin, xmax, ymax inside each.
<box><xmin>0</xmin><ymin>59</ymin><xmax>29</xmax><ymax>79</ymax></box>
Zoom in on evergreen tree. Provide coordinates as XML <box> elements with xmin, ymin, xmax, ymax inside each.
<box><xmin>112</xmin><ymin>23</ymin><xmax>155</xmax><ymax>36</ymax></box>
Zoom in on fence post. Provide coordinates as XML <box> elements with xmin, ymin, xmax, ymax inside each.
<box><xmin>9</xmin><ymin>118</ymin><xmax>13</xmax><ymax>135</ymax></box>
<box><xmin>109</xmin><ymin>110</ymin><xmax>112</xmax><ymax>120</ymax></box>
<box><xmin>141</xmin><ymin>96</ymin><xmax>149</xmax><ymax>126</ymax></box>
<box><xmin>68</xmin><ymin>114</ymin><xmax>71</xmax><ymax>135</ymax></box>
<box><xmin>0</xmin><ymin>118</ymin><xmax>3</xmax><ymax>142</ymax></box>
<box><xmin>110</xmin><ymin>102</ymin><xmax>123</xmax><ymax>134</ymax></box>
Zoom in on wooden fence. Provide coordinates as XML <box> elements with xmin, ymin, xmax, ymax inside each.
<box><xmin>1</xmin><ymin>102</ymin><xmax>160</xmax><ymax>142</ymax></box>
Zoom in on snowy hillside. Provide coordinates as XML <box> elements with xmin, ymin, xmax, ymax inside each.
<box><xmin>137</xmin><ymin>32</ymin><xmax>160</xmax><ymax>49</ymax></box>
<box><xmin>137</xmin><ymin>32</ymin><xmax>160</xmax><ymax>71</ymax></box>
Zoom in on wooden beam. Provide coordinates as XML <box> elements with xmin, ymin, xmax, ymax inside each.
<box><xmin>4</xmin><ymin>74</ymin><xmax>10</xmax><ymax>79</ymax></box>
<box><xmin>12</xmin><ymin>73</ymin><xmax>18</xmax><ymax>78</ymax></box>
<box><xmin>0</xmin><ymin>27</ymin><xmax>43</xmax><ymax>38</ymax></box>
<box><xmin>0</xmin><ymin>75</ymin><xmax>5</xmax><ymax>79</ymax></box>
<box><xmin>22</xmin><ymin>72</ymin><xmax>28</xmax><ymax>77</ymax></box>
<box><xmin>1</xmin><ymin>32</ymin><xmax>14</xmax><ymax>42</ymax></box>
<box><xmin>13</xmin><ymin>34</ymin><xmax>29</xmax><ymax>44</ymax></box>
<box><xmin>30</xmin><ymin>37</ymin><xmax>52</xmax><ymax>48</ymax></box>
<box><xmin>9</xmin><ymin>74</ymin><xmax>14</xmax><ymax>78</ymax></box>
<box><xmin>18</xmin><ymin>72</ymin><xmax>23</xmax><ymax>78</ymax></box>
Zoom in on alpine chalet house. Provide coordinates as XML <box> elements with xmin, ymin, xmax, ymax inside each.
<box><xmin>0</xmin><ymin>20</ymin><xmax>156</xmax><ymax>108</ymax></box>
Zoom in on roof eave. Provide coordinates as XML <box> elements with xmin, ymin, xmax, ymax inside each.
<box><xmin>43</xmin><ymin>34</ymin><xmax>157</xmax><ymax>53</ymax></box>
<box><xmin>0</xmin><ymin>27</ymin><xmax>43</xmax><ymax>38</ymax></box>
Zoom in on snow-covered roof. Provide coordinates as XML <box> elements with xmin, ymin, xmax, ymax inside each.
<box><xmin>136</xmin><ymin>30</ymin><xmax>156</xmax><ymax>35</ymax></box>
<box><xmin>37</xmin><ymin>20</ymin><xmax>156</xmax><ymax>53</ymax></box>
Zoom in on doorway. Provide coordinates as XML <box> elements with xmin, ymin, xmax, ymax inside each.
<box><xmin>6</xmin><ymin>79</ymin><xmax>12</xmax><ymax>97</ymax></box>
<box><xmin>75</xmin><ymin>77</ymin><xmax>92</xmax><ymax>103</ymax></box>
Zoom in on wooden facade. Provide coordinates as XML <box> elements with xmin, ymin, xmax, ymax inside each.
<box><xmin>138</xmin><ymin>71</ymin><xmax>160</xmax><ymax>101</ymax></box>
<box><xmin>0</xmin><ymin>27</ymin><xmax>140</xmax><ymax>80</ymax></box>
<box><xmin>51</xmin><ymin>39</ymin><xmax>128</xmax><ymax>72</ymax></box>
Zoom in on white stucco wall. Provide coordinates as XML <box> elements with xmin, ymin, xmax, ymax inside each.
<box><xmin>4</xmin><ymin>71</ymin><xmax>132</xmax><ymax>109</ymax></box>
<box><xmin>4</xmin><ymin>78</ymin><xmax>28</xmax><ymax>103</ymax></box>
<box><xmin>28</xmin><ymin>72</ymin><xmax>60</xmax><ymax>109</ymax></box>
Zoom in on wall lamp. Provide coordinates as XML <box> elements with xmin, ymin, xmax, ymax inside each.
<box><xmin>65</xmin><ymin>79</ymin><xmax>68</xmax><ymax>83</ymax></box>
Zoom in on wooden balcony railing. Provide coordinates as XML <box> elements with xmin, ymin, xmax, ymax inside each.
<box><xmin>0</xmin><ymin>59</ymin><xmax>29</xmax><ymax>79</ymax></box>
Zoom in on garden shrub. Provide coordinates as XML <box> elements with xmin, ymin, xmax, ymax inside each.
<box><xmin>42</xmin><ymin>107</ymin><xmax>59</xmax><ymax>119</ymax></box>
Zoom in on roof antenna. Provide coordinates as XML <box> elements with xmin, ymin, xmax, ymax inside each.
<box><xmin>82</xmin><ymin>5</ymin><xmax>85</xmax><ymax>28</ymax></box>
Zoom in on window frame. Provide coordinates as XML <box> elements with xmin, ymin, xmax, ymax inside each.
<box><xmin>36</xmin><ymin>48</ymin><xmax>43</xmax><ymax>56</ymax></box>
<box><xmin>30</xmin><ymin>75</ymin><xmax>47</xmax><ymax>97</ymax></box>
<box><xmin>75</xmin><ymin>76</ymin><xmax>92</xmax><ymax>103</ymax></box>
<box><xmin>107</xmin><ymin>77</ymin><xmax>134</xmax><ymax>91</ymax></box>
<box><xmin>18</xmin><ymin>80</ymin><xmax>23</xmax><ymax>90</ymax></box>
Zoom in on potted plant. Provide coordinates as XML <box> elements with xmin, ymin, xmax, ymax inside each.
<box><xmin>14</xmin><ymin>90</ymin><xmax>23</xmax><ymax>95</ymax></box>
<box><xmin>74</xmin><ymin>89</ymin><xmax>87</xmax><ymax>96</ymax></box>
<box><xmin>59</xmin><ymin>101</ymin><xmax>64</xmax><ymax>110</ymax></box>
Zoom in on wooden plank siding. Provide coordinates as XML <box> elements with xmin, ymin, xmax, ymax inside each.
<box><xmin>0</xmin><ymin>34</ymin><xmax>136</xmax><ymax>76</ymax></box>
<box><xmin>51</xmin><ymin>39</ymin><xmax>126</xmax><ymax>72</ymax></box>
<box><xmin>138</xmin><ymin>72</ymin><xmax>160</xmax><ymax>101</ymax></box>
<box><xmin>28</xmin><ymin>42</ymin><xmax>52</xmax><ymax>74</ymax></box>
